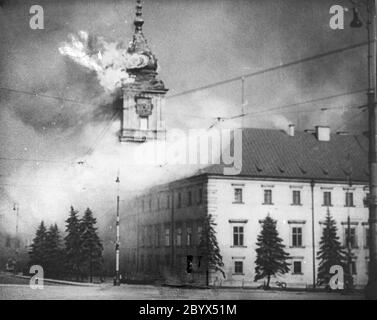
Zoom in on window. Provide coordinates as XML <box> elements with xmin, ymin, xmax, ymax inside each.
<box><xmin>186</xmin><ymin>227</ymin><xmax>192</xmax><ymax>246</ymax></box>
<box><xmin>176</xmin><ymin>227</ymin><xmax>182</xmax><ymax>246</ymax></box>
<box><xmin>157</xmin><ymin>197</ymin><xmax>160</xmax><ymax>210</ymax></box>
<box><xmin>234</xmin><ymin>188</ymin><xmax>243</xmax><ymax>203</ymax></box>
<box><xmin>197</xmin><ymin>226</ymin><xmax>203</xmax><ymax>244</ymax></box>
<box><xmin>165</xmin><ymin>254</ymin><xmax>170</xmax><ymax>266</ymax></box>
<box><xmin>140</xmin><ymin>254</ymin><xmax>144</xmax><ymax>271</ymax></box>
<box><xmin>147</xmin><ymin>255</ymin><xmax>152</xmax><ymax>271</ymax></box>
<box><xmin>344</xmin><ymin>227</ymin><xmax>357</xmax><ymax>248</ymax></box>
<box><xmin>264</xmin><ymin>189</ymin><xmax>272</xmax><ymax>204</ymax></box>
<box><xmin>323</xmin><ymin>191</ymin><xmax>332</xmax><ymax>206</ymax></box>
<box><xmin>234</xmin><ymin>261</ymin><xmax>243</xmax><ymax>274</ymax></box>
<box><xmin>187</xmin><ymin>191</ymin><xmax>192</xmax><ymax>206</ymax></box>
<box><xmin>165</xmin><ymin>227</ymin><xmax>170</xmax><ymax>246</ymax></box>
<box><xmin>141</xmin><ymin>226</ymin><xmax>146</xmax><ymax>247</ymax></box>
<box><xmin>155</xmin><ymin>226</ymin><xmax>160</xmax><ymax>247</ymax></box>
<box><xmin>140</xmin><ymin>117</ymin><xmax>148</xmax><ymax>130</ymax></box>
<box><xmin>293</xmin><ymin>261</ymin><xmax>302</xmax><ymax>274</ymax></box>
<box><xmin>197</xmin><ymin>256</ymin><xmax>202</xmax><ymax>268</ymax></box>
<box><xmin>142</xmin><ymin>199</ymin><xmax>145</xmax><ymax>212</ymax></box>
<box><xmin>292</xmin><ymin>227</ymin><xmax>303</xmax><ymax>247</ymax></box>
<box><xmin>345</xmin><ymin>192</ymin><xmax>354</xmax><ymax>207</ymax></box>
<box><xmin>198</xmin><ymin>188</ymin><xmax>203</xmax><ymax>204</ymax></box>
<box><xmin>364</xmin><ymin>193</ymin><xmax>370</xmax><ymax>207</ymax></box>
<box><xmin>351</xmin><ymin>261</ymin><xmax>357</xmax><ymax>275</ymax></box>
<box><xmin>147</xmin><ymin>226</ymin><xmax>153</xmax><ymax>247</ymax></box>
<box><xmin>292</xmin><ymin>190</ymin><xmax>301</xmax><ymax>205</ymax></box>
<box><xmin>233</xmin><ymin>226</ymin><xmax>244</xmax><ymax>246</ymax></box>
<box><xmin>186</xmin><ymin>255</ymin><xmax>193</xmax><ymax>273</ymax></box>
<box><xmin>365</xmin><ymin>227</ymin><xmax>370</xmax><ymax>249</ymax></box>
<box><xmin>167</xmin><ymin>194</ymin><xmax>170</xmax><ymax>209</ymax></box>
<box><xmin>148</xmin><ymin>198</ymin><xmax>152</xmax><ymax>211</ymax></box>
<box><xmin>177</xmin><ymin>193</ymin><xmax>182</xmax><ymax>208</ymax></box>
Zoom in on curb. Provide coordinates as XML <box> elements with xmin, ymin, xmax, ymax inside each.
<box><xmin>14</xmin><ymin>274</ymin><xmax>101</xmax><ymax>287</ymax></box>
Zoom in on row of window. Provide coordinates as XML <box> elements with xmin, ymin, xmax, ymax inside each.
<box><xmin>232</xmin><ymin>259</ymin><xmax>359</xmax><ymax>276</ymax></box>
<box><xmin>140</xmin><ymin>223</ymin><xmax>203</xmax><ymax>248</ymax></box>
<box><xmin>137</xmin><ymin>188</ymin><xmax>204</xmax><ymax>213</ymax></box>
<box><xmin>136</xmin><ymin>254</ymin><xmax>203</xmax><ymax>273</ymax></box>
<box><xmin>139</xmin><ymin>222</ymin><xmax>370</xmax><ymax>250</ymax></box>
<box><xmin>234</xmin><ymin>188</ymin><xmax>365</xmax><ymax>207</ymax></box>
<box><xmin>231</xmin><ymin>224</ymin><xmax>370</xmax><ymax>249</ymax></box>
<box><xmin>232</xmin><ymin>260</ymin><xmax>303</xmax><ymax>275</ymax></box>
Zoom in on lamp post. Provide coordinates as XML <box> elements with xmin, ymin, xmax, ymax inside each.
<box><xmin>350</xmin><ymin>0</ymin><xmax>377</xmax><ymax>299</ymax></box>
<box><xmin>114</xmin><ymin>173</ymin><xmax>121</xmax><ymax>286</ymax></box>
<box><xmin>13</xmin><ymin>203</ymin><xmax>19</xmax><ymax>274</ymax></box>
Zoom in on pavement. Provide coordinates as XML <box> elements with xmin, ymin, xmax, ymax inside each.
<box><xmin>0</xmin><ymin>272</ymin><xmax>365</xmax><ymax>300</ymax></box>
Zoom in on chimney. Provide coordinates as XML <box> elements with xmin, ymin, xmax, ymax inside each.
<box><xmin>288</xmin><ymin>124</ymin><xmax>295</xmax><ymax>137</ymax></box>
<box><xmin>315</xmin><ymin>126</ymin><xmax>330</xmax><ymax>141</ymax></box>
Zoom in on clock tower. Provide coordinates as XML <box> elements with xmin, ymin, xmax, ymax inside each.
<box><xmin>120</xmin><ymin>0</ymin><xmax>168</xmax><ymax>143</ymax></box>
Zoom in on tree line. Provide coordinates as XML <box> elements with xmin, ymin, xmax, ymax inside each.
<box><xmin>29</xmin><ymin>206</ymin><xmax>104</xmax><ymax>282</ymax></box>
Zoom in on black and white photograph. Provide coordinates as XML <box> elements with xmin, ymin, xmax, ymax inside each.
<box><xmin>0</xmin><ymin>0</ymin><xmax>376</xmax><ymax>306</ymax></box>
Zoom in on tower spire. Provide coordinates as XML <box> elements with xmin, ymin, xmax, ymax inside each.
<box><xmin>134</xmin><ymin>0</ymin><xmax>144</xmax><ymax>33</ymax></box>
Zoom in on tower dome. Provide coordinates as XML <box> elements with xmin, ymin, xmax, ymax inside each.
<box><xmin>120</xmin><ymin>0</ymin><xmax>168</xmax><ymax>143</ymax></box>
<box><xmin>125</xmin><ymin>0</ymin><xmax>165</xmax><ymax>90</ymax></box>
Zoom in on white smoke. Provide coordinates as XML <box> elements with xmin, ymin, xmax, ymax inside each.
<box><xmin>59</xmin><ymin>31</ymin><xmax>139</xmax><ymax>92</ymax></box>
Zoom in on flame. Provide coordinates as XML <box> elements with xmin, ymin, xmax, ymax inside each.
<box><xmin>59</xmin><ymin>31</ymin><xmax>136</xmax><ymax>92</ymax></box>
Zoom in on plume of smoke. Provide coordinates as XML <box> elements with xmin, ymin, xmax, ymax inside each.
<box><xmin>59</xmin><ymin>31</ymin><xmax>135</xmax><ymax>92</ymax></box>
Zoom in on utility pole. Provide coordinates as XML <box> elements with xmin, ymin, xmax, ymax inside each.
<box><xmin>114</xmin><ymin>173</ymin><xmax>121</xmax><ymax>286</ymax></box>
<box><xmin>350</xmin><ymin>0</ymin><xmax>377</xmax><ymax>298</ymax></box>
<box><xmin>13</xmin><ymin>203</ymin><xmax>19</xmax><ymax>274</ymax></box>
<box><xmin>366</xmin><ymin>0</ymin><xmax>377</xmax><ymax>298</ymax></box>
<box><xmin>310</xmin><ymin>180</ymin><xmax>316</xmax><ymax>289</ymax></box>
<box><xmin>13</xmin><ymin>203</ymin><xmax>19</xmax><ymax>235</ymax></box>
<box><xmin>346</xmin><ymin>214</ymin><xmax>354</xmax><ymax>292</ymax></box>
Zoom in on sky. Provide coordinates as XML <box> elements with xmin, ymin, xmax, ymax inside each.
<box><xmin>0</xmin><ymin>0</ymin><xmax>370</xmax><ymax>239</ymax></box>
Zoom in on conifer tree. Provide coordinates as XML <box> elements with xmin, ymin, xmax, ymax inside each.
<box><xmin>64</xmin><ymin>206</ymin><xmax>82</xmax><ymax>280</ymax></box>
<box><xmin>45</xmin><ymin>224</ymin><xmax>64</xmax><ymax>278</ymax></box>
<box><xmin>254</xmin><ymin>215</ymin><xmax>290</xmax><ymax>289</ymax></box>
<box><xmin>79</xmin><ymin>208</ymin><xmax>103</xmax><ymax>282</ymax></box>
<box><xmin>317</xmin><ymin>208</ymin><xmax>346</xmax><ymax>287</ymax></box>
<box><xmin>199</xmin><ymin>214</ymin><xmax>225</xmax><ymax>285</ymax></box>
<box><xmin>29</xmin><ymin>221</ymin><xmax>48</xmax><ymax>269</ymax></box>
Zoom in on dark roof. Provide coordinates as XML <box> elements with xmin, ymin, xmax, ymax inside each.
<box><xmin>198</xmin><ymin>128</ymin><xmax>369</xmax><ymax>183</ymax></box>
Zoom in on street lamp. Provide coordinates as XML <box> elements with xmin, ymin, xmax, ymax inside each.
<box><xmin>350</xmin><ymin>0</ymin><xmax>377</xmax><ymax>299</ymax></box>
<box><xmin>12</xmin><ymin>203</ymin><xmax>19</xmax><ymax>274</ymax></box>
<box><xmin>114</xmin><ymin>173</ymin><xmax>121</xmax><ymax>286</ymax></box>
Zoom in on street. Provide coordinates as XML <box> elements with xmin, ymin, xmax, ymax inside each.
<box><xmin>0</xmin><ymin>273</ymin><xmax>364</xmax><ymax>300</ymax></box>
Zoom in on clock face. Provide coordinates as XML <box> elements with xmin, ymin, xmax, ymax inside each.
<box><xmin>125</xmin><ymin>53</ymin><xmax>149</xmax><ymax>69</ymax></box>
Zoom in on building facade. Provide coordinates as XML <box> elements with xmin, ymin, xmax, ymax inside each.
<box><xmin>120</xmin><ymin>127</ymin><xmax>370</xmax><ymax>288</ymax></box>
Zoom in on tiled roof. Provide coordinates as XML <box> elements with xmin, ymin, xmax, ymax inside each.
<box><xmin>197</xmin><ymin>128</ymin><xmax>369</xmax><ymax>183</ymax></box>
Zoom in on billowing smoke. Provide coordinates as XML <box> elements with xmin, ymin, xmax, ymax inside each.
<box><xmin>59</xmin><ymin>31</ymin><xmax>134</xmax><ymax>92</ymax></box>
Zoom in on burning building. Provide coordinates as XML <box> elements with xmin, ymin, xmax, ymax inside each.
<box><xmin>119</xmin><ymin>0</ymin><xmax>168</xmax><ymax>143</ymax></box>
